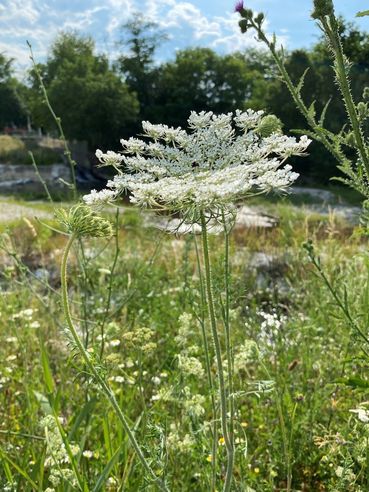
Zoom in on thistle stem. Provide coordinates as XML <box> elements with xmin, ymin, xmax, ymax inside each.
<box><xmin>61</xmin><ymin>234</ymin><xmax>169</xmax><ymax>492</ymax></box>
<box><xmin>322</xmin><ymin>16</ymin><xmax>369</xmax><ymax>177</ymax></box>
<box><xmin>251</xmin><ymin>22</ymin><xmax>345</xmax><ymax>166</ymax></box>
<box><xmin>200</xmin><ymin>212</ymin><xmax>234</xmax><ymax>492</ymax></box>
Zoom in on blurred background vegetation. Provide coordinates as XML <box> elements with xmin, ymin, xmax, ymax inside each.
<box><xmin>1</xmin><ymin>13</ymin><xmax>368</xmax><ymax>183</ymax></box>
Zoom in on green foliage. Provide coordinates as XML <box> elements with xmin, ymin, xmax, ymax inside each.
<box><xmin>1</xmin><ymin>198</ymin><xmax>369</xmax><ymax>490</ymax></box>
<box><xmin>0</xmin><ymin>54</ymin><xmax>27</xmax><ymax>129</ymax></box>
<box><xmin>27</xmin><ymin>32</ymin><xmax>139</xmax><ymax>149</ymax></box>
<box><xmin>148</xmin><ymin>48</ymin><xmax>261</xmax><ymax>127</ymax></box>
<box><xmin>116</xmin><ymin>12</ymin><xmax>167</xmax><ymax>127</ymax></box>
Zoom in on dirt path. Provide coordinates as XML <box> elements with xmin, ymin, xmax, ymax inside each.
<box><xmin>0</xmin><ymin>199</ymin><xmax>52</xmax><ymax>222</ymax></box>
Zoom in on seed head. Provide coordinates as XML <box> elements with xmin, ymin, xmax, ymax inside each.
<box><xmin>55</xmin><ymin>204</ymin><xmax>113</xmax><ymax>238</ymax></box>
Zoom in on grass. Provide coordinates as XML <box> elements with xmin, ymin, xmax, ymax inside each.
<box><xmin>0</xmin><ymin>197</ymin><xmax>368</xmax><ymax>491</ymax></box>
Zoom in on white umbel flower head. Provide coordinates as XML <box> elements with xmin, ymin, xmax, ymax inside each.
<box><xmin>84</xmin><ymin>111</ymin><xmax>311</xmax><ymax>216</ymax></box>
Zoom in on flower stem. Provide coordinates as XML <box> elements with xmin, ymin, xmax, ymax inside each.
<box><xmin>194</xmin><ymin>233</ymin><xmax>218</xmax><ymax>490</ymax></box>
<box><xmin>200</xmin><ymin>212</ymin><xmax>234</xmax><ymax>492</ymax></box>
<box><xmin>61</xmin><ymin>234</ymin><xmax>169</xmax><ymax>492</ymax></box>
<box><xmin>222</xmin><ymin>211</ymin><xmax>235</xmax><ymax>447</ymax></box>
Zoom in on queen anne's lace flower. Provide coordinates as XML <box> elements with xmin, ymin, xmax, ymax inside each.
<box><xmin>84</xmin><ymin>111</ymin><xmax>311</xmax><ymax>214</ymax></box>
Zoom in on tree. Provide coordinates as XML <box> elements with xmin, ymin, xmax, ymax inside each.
<box><xmin>116</xmin><ymin>13</ymin><xmax>167</xmax><ymax>123</ymax></box>
<box><xmin>28</xmin><ymin>32</ymin><xmax>139</xmax><ymax>149</ymax></box>
<box><xmin>0</xmin><ymin>54</ymin><xmax>27</xmax><ymax>129</ymax></box>
<box><xmin>149</xmin><ymin>48</ymin><xmax>265</xmax><ymax>127</ymax></box>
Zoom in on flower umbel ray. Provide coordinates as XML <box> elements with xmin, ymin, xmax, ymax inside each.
<box><xmin>83</xmin><ymin>110</ymin><xmax>311</xmax><ymax>216</ymax></box>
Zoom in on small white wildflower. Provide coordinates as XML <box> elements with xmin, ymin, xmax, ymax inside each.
<box><xmin>6</xmin><ymin>355</ymin><xmax>17</xmax><ymax>361</ymax></box>
<box><xmin>183</xmin><ymin>393</ymin><xmax>206</xmax><ymax>418</ymax></box>
<box><xmin>350</xmin><ymin>408</ymin><xmax>369</xmax><ymax>423</ymax></box>
<box><xmin>110</xmin><ymin>375</ymin><xmax>125</xmax><ymax>384</ymax></box>
<box><xmin>335</xmin><ymin>466</ymin><xmax>344</xmax><ymax>478</ymax></box>
<box><xmin>152</xmin><ymin>376</ymin><xmax>161</xmax><ymax>385</ymax></box>
<box><xmin>29</xmin><ymin>321</ymin><xmax>40</xmax><ymax>329</ymax></box>
<box><xmin>95</xmin><ymin>149</ymin><xmax>124</xmax><ymax>167</ymax></box>
<box><xmin>175</xmin><ymin>312</ymin><xmax>193</xmax><ymax>346</ymax></box>
<box><xmin>167</xmin><ymin>431</ymin><xmax>195</xmax><ymax>453</ymax></box>
<box><xmin>178</xmin><ymin>354</ymin><xmax>204</xmax><ymax>378</ymax></box>
<box><xmin>83</xmin><ymin>188</ymin><xmax>118</xmax><ymax>206</ymax></box>
<box><xmin>82</xmin><ymin>450</ymin><xmax>94</xmax><ymax>459</ymax></box>
<box><xmin>109</xmin><ymin>339</ymin><xmax>121</xmax><ymax>347</ymax></box>
<box><xmin>234</xmin><ymin>340</ymin><xmax>259</xmax><ymax>373</ymax></box>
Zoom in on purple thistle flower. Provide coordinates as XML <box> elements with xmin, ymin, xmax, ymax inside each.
<box><xmin>234</xmin><ymin>0</ymin><xmax>244</xmax><ymax>13</ymax></box>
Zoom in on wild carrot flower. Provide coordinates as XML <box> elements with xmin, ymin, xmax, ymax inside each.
<box><xmin>83</xmin><ymin>111</ymin><xmax>311</xmax><ymax>217</ymax></box>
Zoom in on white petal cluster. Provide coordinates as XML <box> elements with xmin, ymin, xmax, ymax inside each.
<box><xmin>84</xmin><ymin>111</ymin><xmax>311</xmax><ymax>213</ymax></box>
<box><xmin>83</xmin><ymin>188</ymin><xmax>118</xmax><ymax>205</ymax></box>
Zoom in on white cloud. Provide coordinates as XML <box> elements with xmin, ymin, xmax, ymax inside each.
<box><xmin>0</xmin><ymin>0</ymin><xmax>289</xmax><ymax>74</ymax></box>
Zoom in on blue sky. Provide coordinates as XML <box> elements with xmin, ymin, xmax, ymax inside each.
<box><xmin>0</xmin><ymin>0</ymin><xmax>368</xmax><ymax>76</ymax></box>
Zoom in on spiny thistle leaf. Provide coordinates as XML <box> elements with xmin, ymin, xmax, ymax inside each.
<box><xmin>296</xmin><ymin>67</ymin><xmax>310</xmax><ymax>95</ymax></box>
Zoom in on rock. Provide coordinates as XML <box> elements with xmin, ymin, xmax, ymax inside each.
<box><xmin>235</xmin><ymin>206</ymin><xmax>278</xmax><ymax>229</ymax></box>
<box><xmin>0</xmin><ymin>163</ymin><xmax>71</xmax><ymax>195</ymax></box>
<box><xmin>144</xmin><ymin>206</ymin><xmax>279</xmax><ymax>234</ymax></box>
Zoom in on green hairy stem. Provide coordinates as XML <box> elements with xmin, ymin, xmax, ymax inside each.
<box><xmin>200</xmin><ymin>212</ymin><xmax>235</xmax><ymax>492</ymax></box>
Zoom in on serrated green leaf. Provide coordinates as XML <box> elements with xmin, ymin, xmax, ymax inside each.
<box><xmin>308</xmin><ymin>101</ymin><xmax>316</xmax><ymax>119</ymax></box>
<box><xmin>319</xmin><ymin>98</ymin><xmax>331</xmax><ymax>126</ymax></box>
<box><xmin>296</xmin><ymin>67</ymin><xmax>310</xmax><ymax>95</ymax></box>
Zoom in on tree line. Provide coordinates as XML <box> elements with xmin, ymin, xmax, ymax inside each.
<box><xmin>1</xmin><ymin>13</ymin><xmax>369</xmax><ymax>182</ymax></box>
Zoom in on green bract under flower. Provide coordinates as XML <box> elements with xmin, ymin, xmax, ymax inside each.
<box><xmin>55</xmin><ymin>204</ymin><xmax>113</xmax><ymax>238</ymax></box>
<box><xmin>83</xmin><ymin>110</ymin><xmax>311</xmax><ymax>214</ymax></box>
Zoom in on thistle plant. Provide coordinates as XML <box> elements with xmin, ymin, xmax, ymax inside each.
<box><xmin>235</xmin><ymin>0</ymin><xmax>369</xmax><ymax>199</ymax></box>
<box><xmin>84</xmin><ymin>110</ymin><xmax>310</xmax><ymax>490</ymax></box>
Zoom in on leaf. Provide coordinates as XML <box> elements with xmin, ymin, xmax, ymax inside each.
<box><xmin>0</xmin><ymin>450</ymin><xmax>39</xmax><ymax>490</ymax></box>
<box><xmin>92</xmin><ymin>445</ymin><xmax>123</xmax><ymax>492</ymax></box>
<box><xmin>40</xmin><ymin>344</ymin><xmax>54</xmax><ymax>394</ymax></box>
<box><xmin>336</xmin><ymin>377</ymin><xmax>369</xmax><ymax>389</ymax></box>
<box><xmin>356</xmin><ymin>10</ymin><xmax>369</xmax><ymax>17</ymax></box>
<box><xmin>68</xmin><ymin>398</ymin><xmax>97</xmax><ymax>441</ymax></box>
<box><xmin>296</xmin><ymin>67</ymin><xmax>310</xmax><ymax>95</ymax></box>
<box><xmin>319</xmin><ymin>98</ymin><xmax>332</xmax><ymax>126</ymax></box>
<box><xmin>33</xmin><ymin>391</ymin><xmax>52</xmax><ymax>415</ymax></box>
<box><xmin>308</xmin><ymin>101</ymin><xmax>316</xmax><ymax>119</ymax></box>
